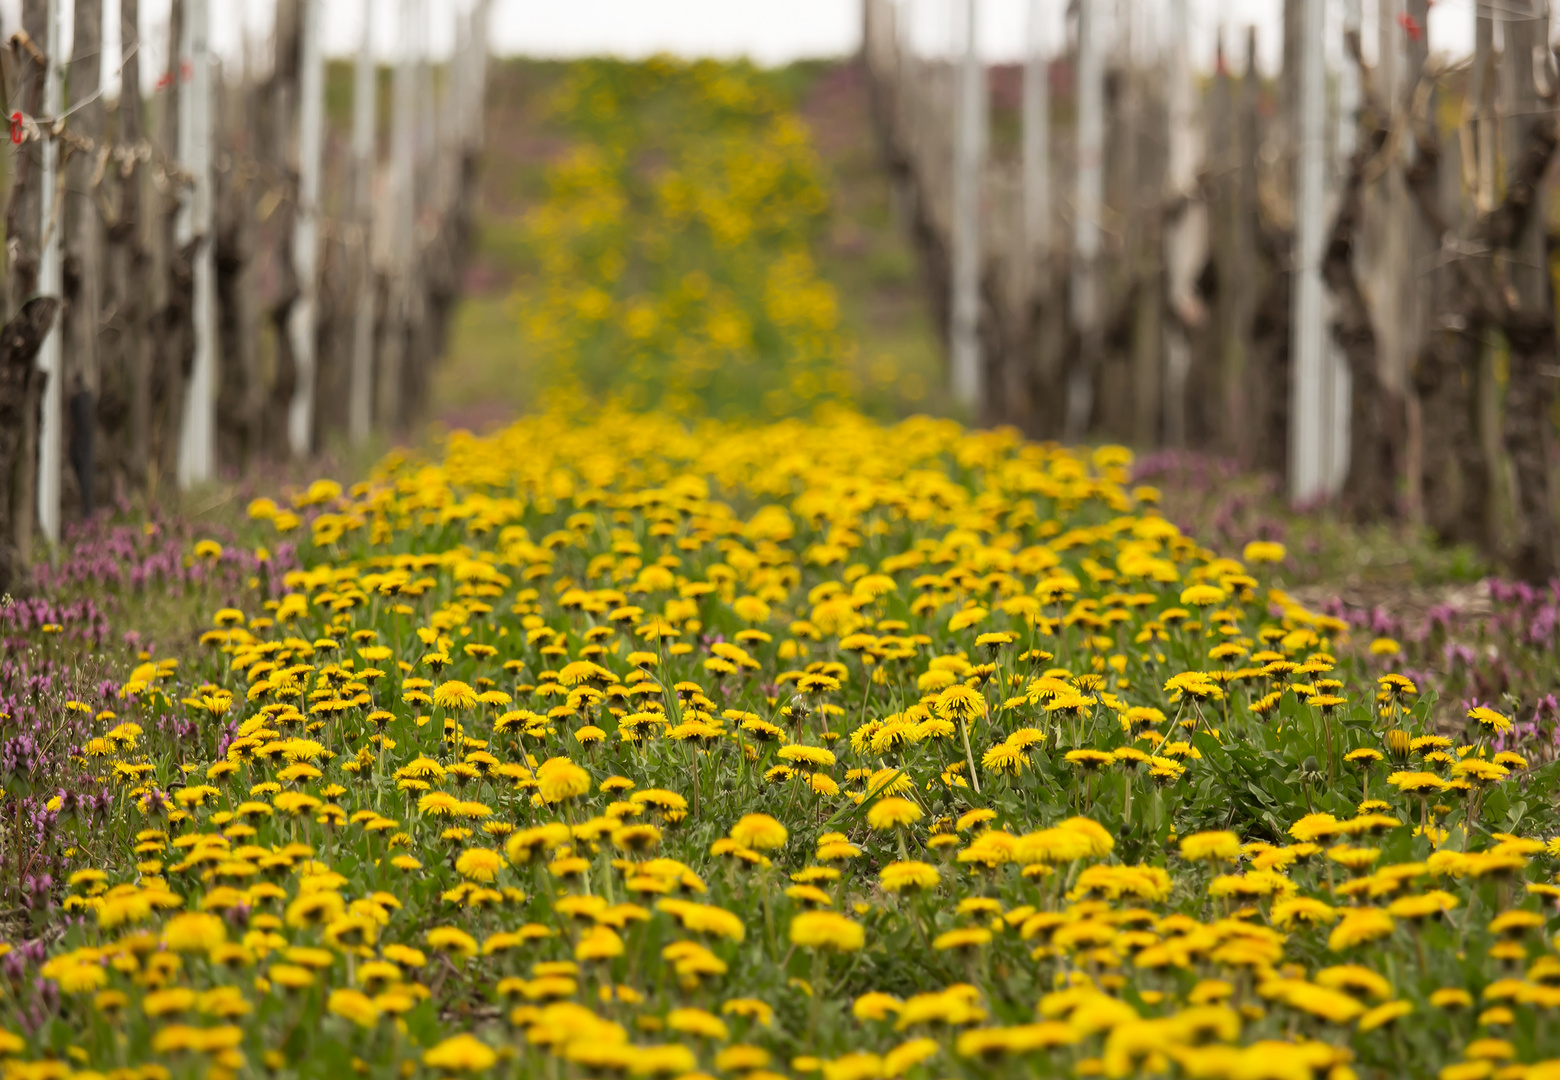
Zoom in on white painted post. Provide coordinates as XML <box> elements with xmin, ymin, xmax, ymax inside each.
<box><xmin>1370</xmin><ymin>0</ymin><xmax>1405</xmax><ymax>450</ymax></box>
<box><xmin>36</xmin><ymin>0</ymin><xmax>63</xmax><ymax>544</ymax></box>
<box><xmin>1473</xmin><ymin>13</ymin><xmax>1494</xmax><ymax>214</ymax></box>
<box><xmin>392</xmin><ymin>0</ymin><xmax>417</xmax><ymax>332</ymax></box>
<box><xmin>1338</xmin><ymin>0</ymin><xmax>1360</xmax><ymax>161</ymax></box>
<box><xmin>439</xmin><ymin>8</ymin><xmax>467</xmax><ymax>212</ymax></box>
<box><xmin>287</xmin><ymin>0</ymin><xmax>324</xmax><ymax>457</ymax></box>
<box><xmin>175</xmin><ymin>0</ymin><xmax>215</xmax><ymax>488</ymax></box>
<box><xmin>1021</xmin><ymin>0</ymin><xmax>1049</xmax><ymax>295</ymax></box>
<box><xmin>1162</xmin><ymin>0</ymin><xmax>1202</xmax><ymax>446</ymax></box>
<box><xmin>469</xmin><ymin>0</ymin><xmax>492</xmax><ymax>152</ymax></box>
<box><xmin>349</xmin><ymin>0</ymin><xmax>377</xmax><ymax>445</ymax></box>
<box><xmin>1326</xmin><ymin>0</ymin><xmax>1363</xmax><ymax>493</ymax></box>
<box><xmin>1289</xmin><ymin>0</ymin><xmax>1327</xmax><ymax>499</ymax></box>
<box><xmin>450</xmin><ymin>10</ymin><xmax>469</xmax><ymax>167</ymax></box>
<box><xmin>413</xmin><ymin>0</ymin><xmax>433</xmax><ymax>205</ymax></box>
<box><xmin>1067</xmin><ymin>0</ymin><xmax>1103</xmax><ymax>439</ymax></box>
<box><xmin>949</xmin><ymin>0</ymin><xmax>983</xmax><ymax>414</ymax></box>
<box><xmin>377</xmin><ymin>0</ymin><xmax>419</xmax><ymax>430</ymax></box>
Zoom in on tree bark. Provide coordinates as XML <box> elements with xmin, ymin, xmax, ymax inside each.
<box><xmin>0</xmin><ymin>298</ymin><xmax>60</xmax><ymax>591</ymax></box>
<box><xmin>348</xmin><ymin>0</ymin><xmax>378</xmax><ymax>443</ymax></box>
<box><xmin>214</xmin><ymin>72</ymin><xmax>257</xmax><ymax>472</ymax></box>
<box><xmin>7</xmin><ymin>14</ymin><xmax>47</xmax><ymax>315</ymax></box>
<box><xmin>1322</xmin><ymin>94</ymin><xmax>1402</xmax><ymax>514</ymax></box>
<box><xmin>64</xmin><ymin>0</ymin><xmax>103</xmax><ymax>517</ymax></box>
<box><xmin>106</xmin><ymin>0</ymin><xmax>147</xmax><ymax>496</ymax></box>
<box><xmin>150</xmin><ymin>0</ymin><xmax>185</xmax><ymax>489</ymax></box>
<box><xmin>1499</xmin><ymin>11</ymin><xmax>1557</xmax><ymax>581</ymax></box>
<box><xmin>263</xmin><ymin>0</ymin><xmax>301</xmax><ymax>459</ymax></box>
<box><xmin>1066</xmin><ymin>0</ymin><xmax>1104</xmax><ymax>442</ymax></box>
<box><xmin>5</xmin><ymin>6</ymin><xmax>49</xmax><ymax>568</ymax></box>
<box><xmin>1409</xmin><ymin>86</ymin><xmax>1483</xmax><ymax>546</ymax></box>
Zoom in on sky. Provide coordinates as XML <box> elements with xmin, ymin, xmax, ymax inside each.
<box><xmin>0</xmin><ymin>0</ymin><xmax>1490</xmax><ymax>98</ymax></box>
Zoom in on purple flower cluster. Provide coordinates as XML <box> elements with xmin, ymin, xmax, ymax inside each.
<box><xmin>29</xmin><ymin>506</ymin><xmax>298</xmax><ymax>601</ymax></box>
<box><xmin>1485</xmin><ymin>579</ymin><xmax>1560</xmax><ymax>647</ymax></box>
<box><xmin>1134</xmin><ymin>450</ymin><xmax>1560</xmax><ymax>760</ymax></box>
<box><xmin>1319</xmin><ymin>579</ymin><xmax>1560</xmax><ymax>759</ymax></box>
<box><xmin>0</xmin><ymin>939</ymin><xmax>57</xmax><ymax>1036</ymax></box>
<box><xmin>0</xmin><ymin>496</ymin><xmax>321</xmax><ymax>935</ymax></box>
<box><xmin>155</xmin><ymin>712</ymin><xmax>201</xmax><ymax>743</ymax></box>
<box><xmin>1</xmin><ymin>595</ymin><xmax>111</xmax><ymax>652</ymax></box>
<box><xmin>0</xmin><ymin>590</ymin><xmax>131</xmax><ymax>913</ymax></box>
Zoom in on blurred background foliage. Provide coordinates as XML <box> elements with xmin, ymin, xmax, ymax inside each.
<box><xmin>437</xmin><ymin>58</ymin><xmax>945</xmax><ymax>428</ymax></box>
<box><xmin>515</xmin><ymin>59</ymin><xmax>847</xmax><ymax>417</ymax></box>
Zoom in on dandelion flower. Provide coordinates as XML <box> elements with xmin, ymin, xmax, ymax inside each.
<box><xmin>789</xmin><ymin>911</ymin><xmax>865</xmax><ymax>952</ymax></box>
<box><xmin>454</xmin><ymin>848</ymin><xmax>505</xmax><ymax>882</ymax></box>
<box><xmin>434</xmin><ymin>681</ymin><xmax>480</xmax><ymax>710</ymax></box>
<box><xmin>423</xmin><ymin>1035</ymin><xmax>497</xmax><ymax>1073</ymax></box>
<box><xmin>880</xmin><ymin>861</ymin><xmax>940</xmax><ymax>893</ymax></box>
<box><xmin>867</xmin><ymin>797</ymin><xmax>922</xmax><ymax>831</ymax></box>
<box><xmin>729</xmin><ymin>814</ymin><xmax>788</xmax><ymax>851</ymax></box>
<box><xmin>1179</xmin><ymin>831</ymin><xmax>1241</xmax><ymax>862</ymax></box>
<box><xmin>1467</xmin><ymin>707</ymin><xmax>1511</xmax><ymax>735</ymax></box>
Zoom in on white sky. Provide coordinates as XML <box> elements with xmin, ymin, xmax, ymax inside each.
<box><xmin>0</xmin><ymin>0</ymin><xmax>1489</xmax><ymax>98</ymax></box>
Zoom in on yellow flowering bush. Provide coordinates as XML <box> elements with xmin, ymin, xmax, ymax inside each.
<box><xmin>7</xmin><ymin>406</ymin><xmax>1560</xmax><ymax>1080</ymax></box>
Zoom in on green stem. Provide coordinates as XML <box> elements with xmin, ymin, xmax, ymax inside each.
<box><xmin>960</xmin><ymin>717</ymin><xmax>982</xmax><ymax>794</ymax></box>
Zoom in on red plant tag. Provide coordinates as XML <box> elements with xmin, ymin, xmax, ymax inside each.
<box><xmin>10</xmin><ymin>113</ymin><xmax>22</xmax><ymax>145</ymax></box>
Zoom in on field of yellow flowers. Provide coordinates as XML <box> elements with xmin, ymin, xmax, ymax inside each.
<box><xmin>4</xmin><ymin>404</ymin><xmax>1560</xmax><ymax>1080</ymax></box>
<box><xmin>510</xmin><ymin>60</ymin><xmax>855</xmax><ymax>419</ymax></box>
